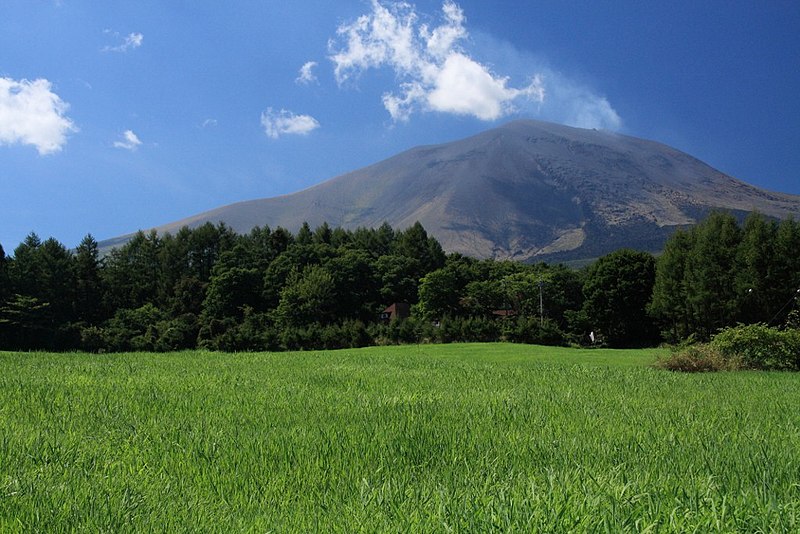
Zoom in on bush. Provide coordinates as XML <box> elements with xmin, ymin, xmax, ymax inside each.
<box><xmin>503</xmin><ymin>316</ymin><xmax>566</xmax><ymax>346</ymax></box>
<box><xmin>460</xmin><ymin>316</ymin><xmax>501</xmax><ymax>343</ymax></box>
<box><xmin>655</xmin><ymin>344</ymin><xmax>741</xmax><ymax>372</ymax></box>
<box><xmin>154</xmin><ymin>313</ymin><xmax>200</xmax><ymax>352</ymax></box>
<box><xmin>658</xmin><ymin>324</ymin><xmax>800</xmax><ymax>372</ymax></box>
<box><xmin>711</xmin><ymin>323</ymin><xmax>800</xmax><ymax>371</ymax></box>
<box><xmin>80</xmin><ymin>325</ymin><xmax>107</xmax><ymax>353</ymax></box>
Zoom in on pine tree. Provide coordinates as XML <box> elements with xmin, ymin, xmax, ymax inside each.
<box><xmin>734</xmin><ymin>213</ymin><xmax>777</xmax><ymax>324</ymax></box>
<box><xmin>582</xmin><ymin>249</ymin><xmax>658</xmax><ymax>347</ymax></box>
<box><xmin>649</xmin><ymin>229</ymin><xmax>693</xmax><ymax>342</ymax></box>
<box><xmin>74</xmin><ymin>234</ymin><xmax>105</xmax><ymax>325</ymax></box>
<box><xmin>684</xmin><ymin>212</ymin><xmax>742</xmax><ymax>338</ymax></box>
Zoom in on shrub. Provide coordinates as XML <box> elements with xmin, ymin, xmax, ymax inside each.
<box><xmin>154</xmin><ymin>313</ymin><xmax>200</xmax><ymax>352</ymax></box>
<box><xmin>503</xmin><ymin>316</ymin><xmax>566</xmax><ymax>346</ymax></box>
<box><xmin>655</xmin><ymin>344</ymin><xmax>740</xmax><ymax>372</ymax></box>
<box><xmin>461</xmin><ymin>316</ymin><xmax>500</xmax><ymax>343</ymax></box>
<box><xmin>80</xmin><ymin>325</ymin><xmax>107</xmax><ymax>353</ymax></box>
<box><xmin>711</xmin><ymin>323</ymin><xmax>800</xmax><ymax>371</ymax></box>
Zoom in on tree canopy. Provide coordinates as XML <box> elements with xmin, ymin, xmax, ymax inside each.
<box><xmin>0</xmin><ymin>212</ymin><xmax>797</xmax><ymax>352</ymax></box>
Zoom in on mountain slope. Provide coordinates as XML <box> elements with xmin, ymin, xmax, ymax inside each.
<box><xmin>103</xmin><ymin>120</ymin><xmax>800</xmax><ymax>261</ymax></box>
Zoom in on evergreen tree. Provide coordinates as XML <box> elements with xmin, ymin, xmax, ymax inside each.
<box><xmin>683</xmin><ymin>212</ymin><xmax>741</xmax><ymax>338</ymax></box>
<box><xmin>582</xmin><ymin>249</ymin><xmax>658</xmax><ymax>347</ymax></box>
<box><xmin>8</xmin><ymin>233</ymin><xmax>44</xmax><ymax>297</ymax></box>
<box><xmin>244</xmin><ymin>226</ymin><xmax>282</xmax><ymax>270</ymax></box>
<box><xmin>649</xmin><ymin>229</ymin><xmax>693</xmax><ymax>342</ymax></box>
<box><xmin>772</xmin><ymin>217</ymin><xmax>800</xmax><ymax>325</ymax></box>
<box><xmin>0</xmin><ymin>243</ymin><xmax>8</xmax><ymax>303</ymax></box>
<box><xmin>296</xmin><ymin>222</ymin><xmax>313</xmax><ymax>245</ymax></box>
<box><xmin>270</xmin><ymin>227</ymin><xmax>294</xmax><ymax>255</ymax></box>
<box><xmin>326</xmin><ymin>249</ymin><xmax>380</xmax><ymax>321</ymax></box>
<box><xmin>734</xmin><ymin>213</ymin><xmax>777</xmax><ymax>324</ymax></box>
<box><xmin>73</xmin><ymin>234</ymin><xmax>106</xmax><ymax>325</ymax></box>
<box><xmin>103</xmin><ymin>230</ymin><xmax>162</xmax><ymax>310</ymax></box>
<box><xmin>4</xmin><ymin>234</ymin><xmax>76</xmax><ymax>348</ymax></box>
<box><xmin>0</xmin><ymin>244</ymin><xmax>9</xmax><ymax>347</ymax></box>
<box><xmin>375</xmin><ymin>254</ymin><xmax>422</xmax><ymax>305</ymax></box>
<box><xmin>393</xmin><ymin>222</ymin><xmax>445</xmax><ymax>279</ymax></box>
<box><xmin>313</xmin><ymin>222</ymin><xmax>332</xmax><ymax>245</ymax></box>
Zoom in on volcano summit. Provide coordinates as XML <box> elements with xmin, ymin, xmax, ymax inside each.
<box><xmin>103</xmin><ymin>120</ymin><xmax>800</xmax><ymax>262</ymax></box>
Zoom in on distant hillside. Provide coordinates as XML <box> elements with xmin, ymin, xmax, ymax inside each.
<box><xmin>101</xmin><ymin>120</ymin><xmax>800</xmax><ymax>261</ymax></box>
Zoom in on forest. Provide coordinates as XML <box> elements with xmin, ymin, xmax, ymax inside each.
<box><xmin>0</xmin><ymin>212</ymin><xmax>798</xmax><ymax>353</ymax></box>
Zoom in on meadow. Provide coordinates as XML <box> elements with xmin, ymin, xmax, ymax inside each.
<box><xmin>1</xmin><ymin>343</ymin><xmax>798</xmax><ymax>532</ymax></box>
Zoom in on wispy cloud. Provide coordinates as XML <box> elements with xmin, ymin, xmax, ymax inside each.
<box><xmin>261</xmin><ymin>108</ymin><xmax>320</xmax><ymax>139</ymax></box>
<box><xmin>328</xmin><ymin>0</ymin><xmax>543</xmax><ymax>122</ymax></box>
<box><xmin>0</xmin><ymin>77</ymin><xmax>77</xmax><ymax>155</ymax></box>
<box><xmin>328</xmin><ymin>0</ymin><xmax>621</xmax><ymax>130</ymax></box>
<box><xmin>102</xmin><ymin>31</ymin><xmax>143</xmax><ymax>53</ymax></box>
<box><xmin>473</xmin><ymin>32</ymin><xmax>621</xmax><ymax>130</ymax></box>
<box><xmin>114</xmin><ymin>130</ymin><xmax>142</xmax><ymax>150</ymax></box>
<box><xmin>201</xmin><ymin>118</ymin><xmax>218</xmax><ymax>128</ymax></box>
<box><xmin>539</xmin><ymin>75</ymin><xmax>621</xmax><ymax>130</ymax></box>
<box><xmin>296</xmin><ymin>61</ymin><xmax>319</xmax><ymax>85</ymax></box>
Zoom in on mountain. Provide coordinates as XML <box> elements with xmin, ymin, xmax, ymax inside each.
<box><xmin>101</xmin><ymin>120</ymin><xmax>800</xmax><ymax>262</ymax></box>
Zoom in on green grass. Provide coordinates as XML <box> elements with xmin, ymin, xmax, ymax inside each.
<box><xmin>1</xmin><ymin>343</ymin><xmax>798</xmax><ymax>532</ymax></box>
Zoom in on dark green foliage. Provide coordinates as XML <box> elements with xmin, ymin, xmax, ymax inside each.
<box><xmin>503</xmin><ymin>316</ymin><xmax>566</xmax><ymax>346</ymax></box>
<box><xmin>711</xmin><ymin>323</ymin><xmax>800</xmax><ymax>371</ymax></box>
<box><xmin>0</xmin><ymin>244</ymin><xmax>8</xmax><ymax>347</ymax></box>
<box><xmin>327</xmin><ymin>249</ymin><xmax>381</xmax><ymax>322</ymax></box>
<box><xmin>771</xmin><ymin>218</ymin><xmax>800</xmax><ymax>324</ymax></box>
<box><xmin>583</xmin><ymin>249</ymin><xmax>658</xmax><ymax>347</ymax></box>
<box><xmin>102</xmin><ymin>230</ymin><xmax>163</xmax><ymax>311</ymax></box>
<box><xmin>0</xmin><ymin>294</ymin><xmax>52</xmax><ymax>349</ymax></box>
<box><xmin>652</xmin><ymin>213</ymin><xmax>800</xmax><ymax>342</ymax></box>
<box><xmin>275</xmin><ymin>264</ymin><xmax>337</xmax><ymax>328</ymax></box>
<box><xmin>417</xmin><ymin>266</ymin><xmax>466</xmax><ymax>320</ymax></box>
<box><xmin>296</xmin><ymin>221</ymin><xmax>313</xmax><ymax>245</ymax></box>
<box><xmin>3</xmin><ymin>234</ymin><xmax>77</xmax><ymax>348</ymax></box>
<box><xmin>2</xmin><ymin>212</ymin><xmax>797</xmax><ymax>354</ymax></box>
<box><xmin>661</xmin><ymin>323</ymin><xmax>800</xmax><ymax>373</ymax></box>
<box><xmin>393</xmin><ymin>222</ymin><xmax>446</xmax><ymax>276</ymax></box>
<box><xmin>100</xmin><ymin>304</ymin><xmax>167</xmax><ymax>352</ymax></box>
<box><xmin>375</xmin><ymin>254</ymin><xmax>421</xmax><ymax>304</ymax></box>
<box><xmin>372</xmin><ymin>316</ymin><xmax>429</xmax><ymax>345</ymax></box>
<box><xmin>7</xmin><ymin>233</ymin><xmax>44</xmax><ymax>297</ymax></box>
<box><xmin>734</xmin><ymin>214</ymin><xmax>778</xmax><ymax>324</ymax></box>
<box><xmin>684</xmin><ymin>212</ymin><xmax>742</xmax><ymax>337</ymax></box>
<box><xmin>0</xmin><ymin>243</ymin><xmax>8</xmax><ymax>303</ymax></box>
<box><xmin>202</xmin><ymin>267</ymin><xmax>263</xmax><ymax>320</ymax></box>
<box><xmin>73</xmin><ymin>234</ymin><xmax>105</xmax><ymax>324</ymax></box>
<box><xmin>649</xmin><ymin>229</ymin><xmax>693</xmax><ymax>342</ymax></box>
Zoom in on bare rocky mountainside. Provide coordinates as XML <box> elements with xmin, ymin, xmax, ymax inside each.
<box><xmin>102</xmin><ymin>120</ymin><xmax>800</xmax><ymax>262</ymax></box>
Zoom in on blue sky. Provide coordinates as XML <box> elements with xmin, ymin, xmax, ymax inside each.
<box><xmin>2</xmin><ymin>0</ymin><xmax>799</xmax><ymax>251</ymax></box>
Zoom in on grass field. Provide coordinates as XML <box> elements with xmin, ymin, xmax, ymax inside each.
<box><xmin>1</xmin><ymin>343</ymin><xmax>799</xmax><ymax>532</ymax></box>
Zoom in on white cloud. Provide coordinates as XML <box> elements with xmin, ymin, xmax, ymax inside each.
<box><xmin>0</xmin><ymin>77</ymin><xmax>77</xmax><ymax>155</ymax></box>
<box><xmin>328</xmin><ymin>0</ymin><xmax>544</xmax><ymax>122</ymax></box>
<box><xmin>328</xmin><ymin>1</ymin><xmax>622</xmax><ymax>129</ymax></box>
<box><xmin>114</xmin><ymin>130</ymin><xmax>142</xmax><ymax>150</ymax></box>
<box><xmin>261</xmin><ymin>108</ymin><xmax>320</xmax><ymax>139</ymax></box>
<box><xmin>103</xmin><ymin>31</ymin><xmax>143</xmax><ymax>53</ymax></box>
<box><xmin>427</xmin><ymin>54</ymin><xmax>544</xmax><ymax>120</ymax></box>
<box><xmin>296</xmin><ymin>61</ymin><xmax>319</xmax><ymax>85</ymax></box>
<box><xmin>201</xmin><ymin>118</ymin><xmax>218</xmax><ymax>128</ymax></box>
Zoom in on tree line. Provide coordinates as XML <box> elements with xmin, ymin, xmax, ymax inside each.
<box><xmin>0</xmin><ymin>212</ymin><xmax>797</xmax><ymax>352</ymax></box>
